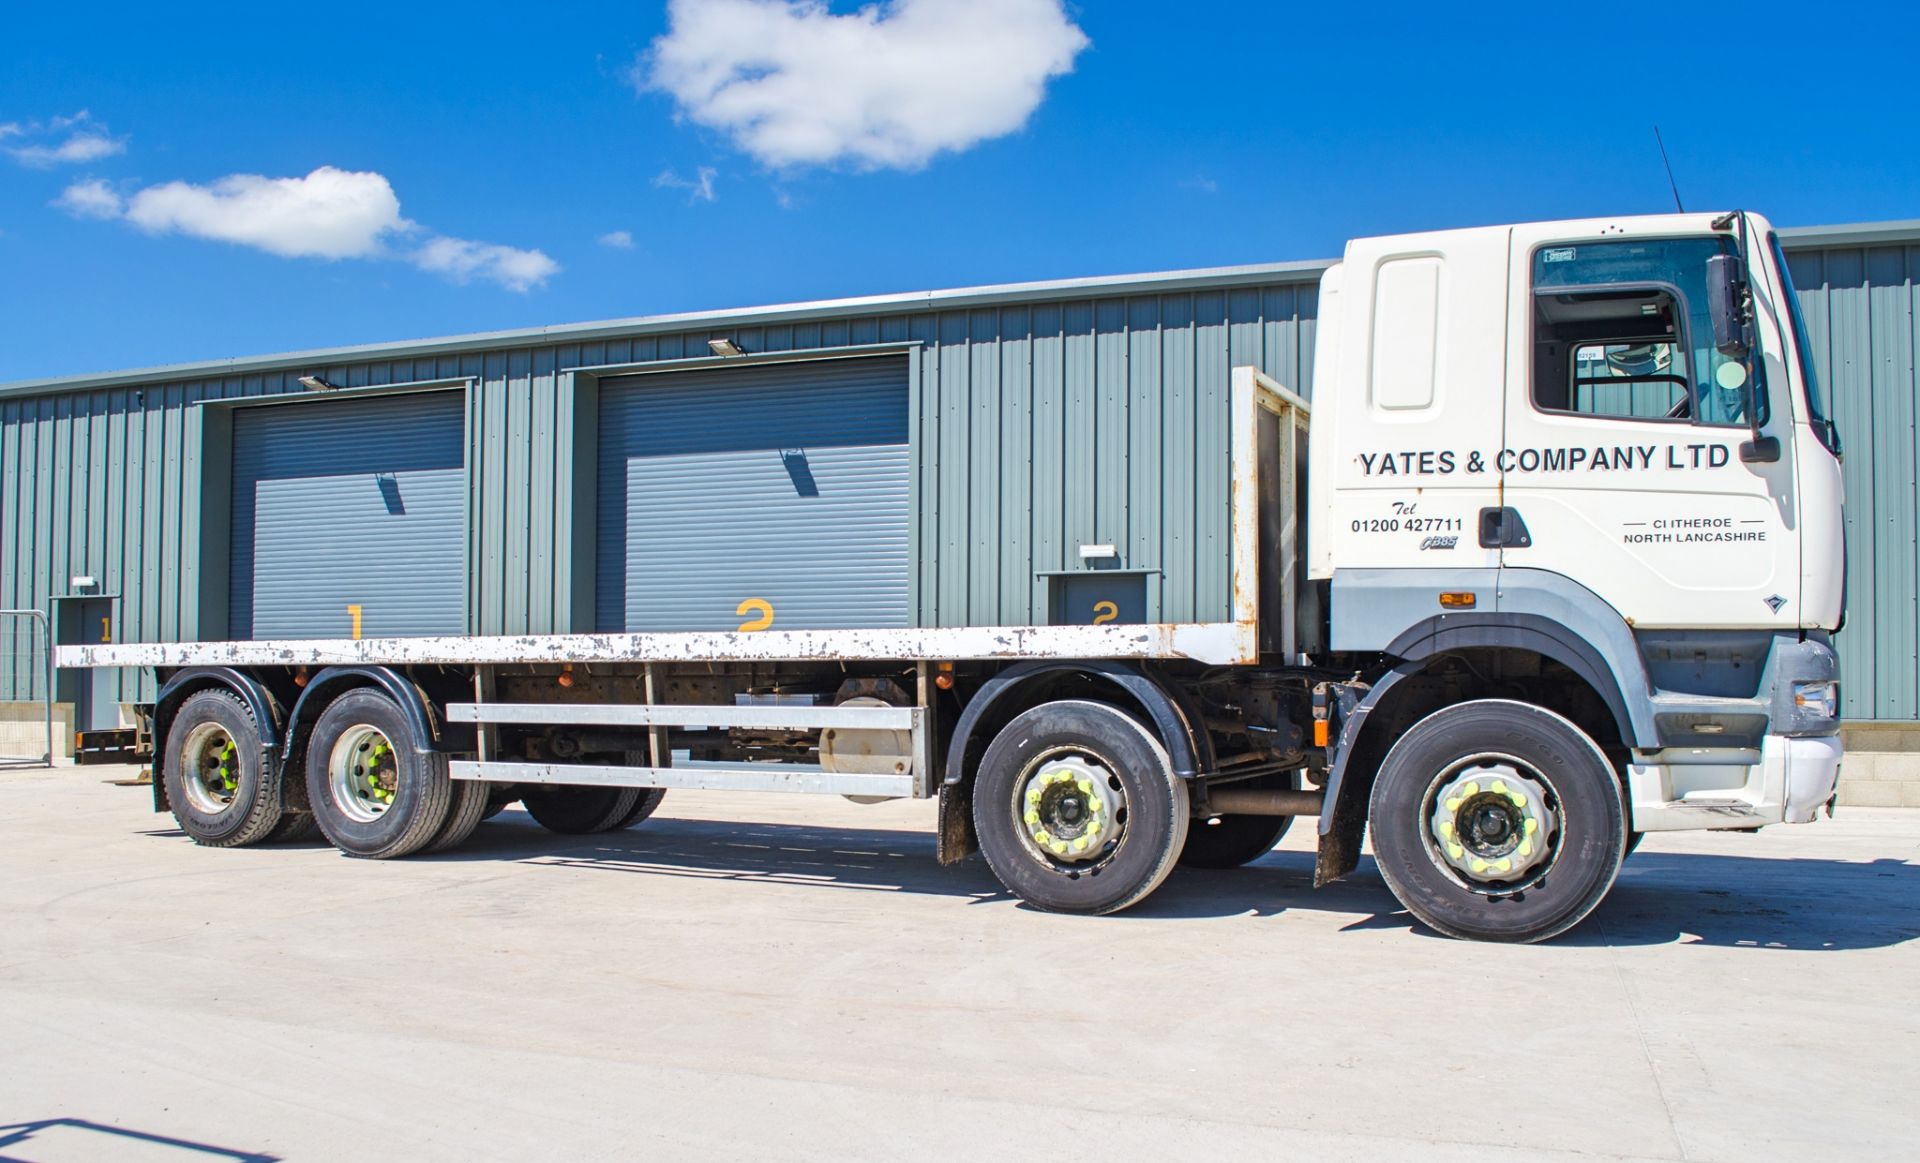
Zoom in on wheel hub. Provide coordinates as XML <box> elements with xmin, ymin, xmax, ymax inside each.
<box><xmin>1427</xmin><ymin>762</ymin><xmax>1554</xmax><ymax>885</ymax></box>
<box><xmin>1018</xmin><ymin>757</ymin><xmax>1121</xmax><ymax>864</ymax></box>
<box><xmin>180</xmin><ymin>723</ymin><xmax>240</xmax><ymax>813</ymax></box>
<box><xmin>330</xmin><ymin>726</ymin><xmax>399</xmax><ymax>823</ymax></box>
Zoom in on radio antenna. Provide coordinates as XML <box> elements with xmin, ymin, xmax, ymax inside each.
<box><xmin>1653</xmin><ymin>126</ymin><xmax>1685</xmax><ymax>213</ymax></box>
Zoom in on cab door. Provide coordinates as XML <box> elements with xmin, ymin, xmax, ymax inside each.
<box><xmin>1499</xmin><ymin>221</ymin><xmax>1800</xmax><ymax>630</ymax></box>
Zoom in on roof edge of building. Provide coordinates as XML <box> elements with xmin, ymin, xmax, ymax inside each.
<box><xmin>6</xmin><ymin>217</ymin><xmax>1915</xmax><ymax>400</ymax></box>
<box><xmin>1777</xmin><ymin>218</ymin><xmax>1920</xmax><ymax>248</ymax></box>
<box><xmin>0</xmin><ymin>257</ymin><xmax>1336</xmax><ymax>399</ymax></box>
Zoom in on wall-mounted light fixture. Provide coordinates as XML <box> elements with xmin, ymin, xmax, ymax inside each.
<box><xmin>298</xmin><ymin>374</ymin><xmax>340</xmax><ymax>391</ymax></box>
<box><xmin>707</xmin><ymin>338</ymin><xmax>746</xmax><ymax>358</ymax></box>
<box><xmin>69</xmin><ymin>574</ymin><xmax>98</xmax><ymax>593</ymax></box>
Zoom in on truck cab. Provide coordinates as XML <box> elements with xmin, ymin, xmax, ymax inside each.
<box><xmin>1308</xmin><ymin>211</ymin><xmax>1844</xmax><ymax>861</ymax></box>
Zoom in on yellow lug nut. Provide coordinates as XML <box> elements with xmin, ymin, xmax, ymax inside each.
<box><xmin>1492</xmin><ymin>780</ymin><xmax>1508</xmax><ymax>796</ymax></box>
<box><xmin>1027</xmin><ymin>788</ymin><xmax>1043</xmax><ymax>805</ymax></box>
<box><xmin>1524</xmin><ymin>817</ymin><xmax>1538</xmax><ymax>834</ymax></box>
<box><xmin>1508</xmin><ymin>792</ymin><xmax>1526</xmax><ymax>807</ymax></box>
<box><xmin>1032</xmin><ymin>831</ymin><xmax>1049</xmax><ymax>844</ymax></box>
<box><xmin>1071</xmin><ymin>838</ymin><xmax>1088</xmax><ymax>852</ymax></box>
<box><xmin>1470</xmin><ymin>858</ymin><xmax>1488</xmax><ymax>873</ymax></box>
<box><xmin>1447</xmin><ymin>842</ymin><xmax>1466</xmax><ymax>859</ymax></box>
<box><xmin>1023</xmin><ymin>810</ymin><xmax>1040</xmax><ymax>825</ymax></box>
<box><xmin>1493</xmin><ymin>858</ymin><xmax>1511</xmax><ymax>873</ymax></box>
<box><xmin>1461</xmin><ymin>781</ymin><xmax>1480</xmax><ymax>796</ymax></box>
<box><xmin>1444</xmin><ymin>798</ymin><xmax>1463</xmax><ymax>812</ymax></box>
<box><xmin>1438</xmin><ymin>820</ymin><xmax>1453</xmax><ymax>836</ymax></box>
<box><xmin>1518</xmin><ymin>840</ymin><xmax>1532</xmax><ymax>857</ymax></box>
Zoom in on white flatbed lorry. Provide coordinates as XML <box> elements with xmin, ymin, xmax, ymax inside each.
<box><xmin>66</xmin><ymin>210</ymin><xmax>1846</xmax><ymax>942</ymax></box>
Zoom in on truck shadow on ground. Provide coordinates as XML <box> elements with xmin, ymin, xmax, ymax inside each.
<box><xmin>0</xmin><ymin>1118</ymin><xmax>277</xmax><ymax>1161</ymax></box>
<box><xmin>420</xmin><ymin>812</ymin><xmax>1920</xmax><ymax>952</ymax></box>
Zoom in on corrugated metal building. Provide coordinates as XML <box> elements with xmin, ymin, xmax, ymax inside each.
<box><xmin>0</xmin><ymin>221</ymin><xmax>1913</xmax><ymax>726</ymax></box>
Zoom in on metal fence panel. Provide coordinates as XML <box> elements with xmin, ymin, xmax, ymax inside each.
<box><xmin>0</xmin><ymin>610</ymin><xmax>52</xmax><ymax>767</ymax></box>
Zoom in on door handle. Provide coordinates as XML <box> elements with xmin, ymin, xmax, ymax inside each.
<box><xmin>1479</xmin><ymin>507</ymin><xmax>1532</xmax><ymax>549</ymax></box>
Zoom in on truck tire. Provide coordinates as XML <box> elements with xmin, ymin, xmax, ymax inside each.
<box><xmin>521</xmin><ymin>785</ymin><xmax>644</xmax><ymax>834</ymax></box>
<box><xmin>266</xmin><ymin>812</ymin><xmax>322</xmax><ymax>844</ymax></box>
<box><xmin>305</xmin><ymin>688</ymin><xmax>453</xmax><ymax>860</ymax></box>
<box><xmin>162</xmin><ymin>689</ymin><xmax>284</xmax><ymax>848</ymax></box>
<box><xmin>423</xmin><ymin>780</ymin><xmax>490</xmax><ymax>853</ymax></box>
<box><xmin>481</xmin><ymin>791</ymin><xmax>517</xmax><ymax>820</ymax></box>
<box><xmin>1368</xmin><ymin>699</ymin><xmax>1625</xmax><ymax>943</ymax></box>
<box><xmin>616</xmin><ymin>788</ymin><xmax>667</xmax><ymax>829</ymax></box>
<box><xmin>1179</xmin><ymin>813</ymin><xmax>1292</xmax><ymax>869</ymax></box>
<box><xmin>972</xmin><ymin>700</ymin><xmax>1189</xmax><ymax>915</ymax></box>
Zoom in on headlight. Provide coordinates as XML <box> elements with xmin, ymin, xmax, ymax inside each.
<box><xmin>1792</xmin><ymin>680</ymin><xmax>1839</xmax><ymax>720</ymax></box>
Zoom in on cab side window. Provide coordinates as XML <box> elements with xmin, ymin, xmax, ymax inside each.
<box><xmin>1530</xmin><ymin>239</ymin><xmax>1752</xmax><ymax>427</ymax></box>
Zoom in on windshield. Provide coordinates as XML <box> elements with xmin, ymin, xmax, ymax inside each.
<box><xmin>1767</xmin><ymin>231</ymin><xmax>1839</xmax><ymax>454</ymax></box>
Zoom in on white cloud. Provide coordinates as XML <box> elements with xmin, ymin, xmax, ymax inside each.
<box><xmin>61</xmin><ymin>164</ymin><xmax>558</xmax><ymax>291</ymax></box>
<box><xmin>1180</xmin><ymin>175</ymin><xmax>1219</xmax><ymax>194</ymax></box>
<box><xmin>654</xmin><ymin>166</ymin><xmax>717</xmax><ymax>202</ymax></box>
<box><xmin>54</xmin><ymin>178</ymin><xmax>126</xmax><ymax>220</ymax></box>
<box><xmin>598</xmin><ymin>229</ymin><xmax>635</xmax><ymax>249</ymax></box>
<box><xmin>124</xmin><ymin>166</ymin><xmax>407</xmax><ymax>258</ymax></box>
<box><xmin>413</xmin><ymin>237</ymin><xmax>560</xmax><ymax>292</ymax></box>
<box><xmin>643</xmin><ymin>0</ymin><xmax>1088</xmax><ymax>170</ymax></box>
<box><xmin>5</xmin><ymin>110</ymin><xmax>128</xmax><ymax>168</ymax></box>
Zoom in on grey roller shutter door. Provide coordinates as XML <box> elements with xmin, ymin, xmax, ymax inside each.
<box><xmin>230</xmin><ymin>390</ymin><xmax>466</xmax><ymax>640</ymax></box>
<box><xmin>597</xmin><ymin>357</ymin><xmax>910</xmax><ymax>632</ymax></box>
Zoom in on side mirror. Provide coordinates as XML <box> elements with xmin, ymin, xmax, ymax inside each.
<box><xmin>1707</xmin><ymin>254</ymin><xmax>1749</xmax><ymax>358</ymax></box>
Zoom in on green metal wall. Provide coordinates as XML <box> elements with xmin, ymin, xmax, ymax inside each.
<box><xmin>0</xmin><ymin>279</ymin><xmax>1318</xmax><ymax>703</ymax></box>
<box><xmin>1786</xmin><ymin>240</ymin><xmax>1919</xmax><ymax>720</ymax></box>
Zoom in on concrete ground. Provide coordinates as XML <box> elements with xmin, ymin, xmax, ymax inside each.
<box><xmin>1</xmin><ymin>765</ymin><xmax>1915</xmax><ymax>1163</ymax></box>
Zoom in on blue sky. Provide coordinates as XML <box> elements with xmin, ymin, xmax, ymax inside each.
<box><xmin>2</xmin><ymin>0</ymin><xmax>1915</xmax><ymax>383</ymax></box>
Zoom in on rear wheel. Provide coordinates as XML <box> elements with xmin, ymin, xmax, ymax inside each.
<box><xmin>1368</xmin><ymin>699</ymin><xmax>1625</xmax><ymax>943</ymax></box>
<box><xmin>265</xmin><ymin>812</ymin><xmax>322</xmax><ymax>844</ymax></box>
<box><xmin>521</xmin><ymin>785</ymin><xmax>644</xmax><ymax>834</ymax></box>
<box><xmin>615</xmin><ymin>788</ymin><xmax>667</xmax><ymax>829</ymax></box>
<box><xmin>424</xmin><ymin>780</ymin><xmax>490</xmax><ymax>853</ymax></box>
<box><xmin>162</xmin><ymin>690</ymin><xmax>284</xmax><ymax>847</ymax></box>
<box><xmin>972</xmin><ymin>700</ymin><xmax>1189</xmax><ymax>915</ymax></box>
<box><xmin>305</xmin><ymin>689</ymin><xmax>452</xmax><ymax>859</ymax></box>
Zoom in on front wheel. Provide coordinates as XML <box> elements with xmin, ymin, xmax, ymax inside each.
<box><xmin>1179</xmin><ymin>812</ymin><xmax>1292</xmax><ymax>869</ymax></box>
<box><xmin>972</xmin><ymin>700</ymin><xmax>1189</xmax><ymax>915</ymax></box>
<box><xmin>1368</xmin><ymin>700</ymin><xmax>1625</xmax><ymax>943</ymax></box>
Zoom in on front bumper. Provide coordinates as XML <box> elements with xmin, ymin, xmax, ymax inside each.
<box><xmin>1780</xmin><ymin>734</ymin><xmax>1844</xmax><ymax>822</ymax></box>
<box><xmin>1627</xmin><ymin>733</ymin><xmax>1843</xmax><ymax>832</ymax></box>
